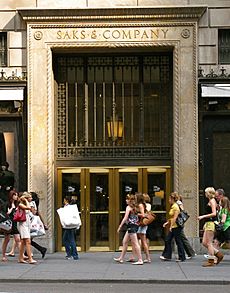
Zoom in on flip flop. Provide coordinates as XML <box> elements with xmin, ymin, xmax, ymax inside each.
<box><xmin>1</xmin><ymin>257</ymin><xmax>8</xmax><ymax>262</ymax></box>
<box><xmin>18</xmin><ymin>260</ymin><xmax>28</xmax><ymax>264</ymax></box>
<box><xmin>28</xmin><ymin>260</ymin><xmax>37</xmax><ymax>264</ymax></box>
<box><xmin>6</xmin><ymin>253</ymin><xmax>15</xmax><ymax>257</ymax></box>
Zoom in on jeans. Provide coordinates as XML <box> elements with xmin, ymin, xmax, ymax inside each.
<box><xmin>181</xmin><ymin>229</ymin><xmax>196</xmax><ymax>257</ymax></box>
<box><xmin>162</xmin><ymin>226</ymin><xmax>186</xmax><ymax>261</ymax></box>
<box><xmin>63</xmin><ymin>228</ymin><xmax>78</xmax><ymax>259</ymax></box>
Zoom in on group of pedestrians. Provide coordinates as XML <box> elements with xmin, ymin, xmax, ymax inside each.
<box><xmin>1</xmin><ymin>190</ymin><xmax>47</xmax><ymax>264</ymax></box>
<box><xmin>199</xmin><ymin>187</ymin><xmax>230</xmax><ymax>266</ymax></box>
<box><xmin>113</xmin><ymin>193</ymin><xmax>152</xmax><ymax>265</ymax></box>
<box><xmin>159</xmin><ymin>187</ymin><xmax>229</xmax><ymax>267</ymax></box>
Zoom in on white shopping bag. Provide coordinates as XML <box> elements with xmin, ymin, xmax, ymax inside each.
<box><xmin>57</xmin><ymin>204</ymin><xmax>81</xmax><ymax>229</ymax></box>
<box><xmin>30</xmin><ymin>215</ymin><xmax>46</xmax><ymax>237</ymax></box>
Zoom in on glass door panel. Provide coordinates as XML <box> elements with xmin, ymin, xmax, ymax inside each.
<box><xmin>57</xmin><ymin>169</ymin><xmax>82</xmax><ymax>252</ymax></box>
<box><xmin>118</xmin><ymin>168</ymin><xmax>139</xmax><ymax>248</ymax></box>
<box><xmin>144</xmin><ymin>167</ymin><xmax>171</xmax><ymax>249</ymax></box>
<box><xmin>89</xmin><ymin>171</ymin><xmax>109</xmax><ymax>249</ymax></box>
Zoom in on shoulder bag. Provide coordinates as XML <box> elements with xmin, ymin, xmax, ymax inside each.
<box><xmin>139</xmin><ymin>211</ymin><xmax>156</xmax><ymax>226</ymax></box>
<box><xmin>13</xmin><ymin>207</ymin><xmax>26</xmax><ymax>222</ymax></box>
<box><xmin>176</xmin><ymin>206</ymin><xmax>190</xmax><ymax>227</ymax></box>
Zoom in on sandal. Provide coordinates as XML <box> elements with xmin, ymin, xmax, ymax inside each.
<box><xmin>18</xmin><ymin>260</ymin><xmax>28</xmax><ymax>264</ymax></box>
<box><xmin>2</xmin><ymin>257</ymin><xmax>7</xmax><ymax>262</ymax></box>
<box><xmin>126</xmin><ymin>258</ymin><xmax>135</xmax><ymax>262</ymax></box>
<box><xmin>143</xmin><ymin>259</ymin><xmax>151</xmax><ymax>263</ymax></box>
<box><xmin>6</xmin><ymin>253</ymin><xmax>15</xmax><ymax>257</ymax></box>
<box><xmin>28</xmin><ymin>260</ymin><xmax>37</xmax><ymax>264</ymax></box>
<box><xmin>113</xmin><ymin>258</ymin><xmax>124</xmax><ymax>264</ymax></box>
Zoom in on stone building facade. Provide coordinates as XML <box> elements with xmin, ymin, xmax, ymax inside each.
<box><xmin>0</xmin><ymin>1</ymin><xmax>229</xmax><ymax>253</ymax></box>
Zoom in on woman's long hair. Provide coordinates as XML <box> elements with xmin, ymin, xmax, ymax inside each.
<box><xmin>8</xmin><ymin>189</ymin><xmax>19</xmax><ymax>208</ymax></box>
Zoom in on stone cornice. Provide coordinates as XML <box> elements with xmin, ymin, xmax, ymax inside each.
<box><xmin>18</xmin><ymin>6</ymin><xmax>206</xmax><ymax>22</ymax></box>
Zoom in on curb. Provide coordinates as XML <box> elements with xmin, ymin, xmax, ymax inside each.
<box><xmin>0</xmin><ymin>279</ymin><xmax>229</xmax><ymax>285</ymax></box>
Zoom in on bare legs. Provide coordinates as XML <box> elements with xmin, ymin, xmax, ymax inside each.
<box><xmin>19</xmin><ymin>238</ymin><xmax>36</xmax><ymax>263</ymax></box>
<box><xmin>115</xmin><ymin>231</ymin><xmax>143</xmax><ymax>263</ymax></box>
<box><xmin>138</xmin><ymin>233</ymin><xmax>151</xmax><ymax>262</ymax></box>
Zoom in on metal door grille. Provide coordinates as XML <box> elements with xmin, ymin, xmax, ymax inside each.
<box><xmin>55</xmin><ymin>54</ymin><xmax>173</xmax><ymax>159</ymax></box>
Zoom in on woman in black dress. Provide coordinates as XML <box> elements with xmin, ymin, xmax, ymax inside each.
<box><xmin>1</xmin><ymin>190</ymin><xmax>21</xmax><ymax>261</ymax></box>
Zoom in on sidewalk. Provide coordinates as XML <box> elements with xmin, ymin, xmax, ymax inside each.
<box><xmin>0</xmin><ymin>252</ymin><xmax>229</xmax><ymax>284</ymax></box>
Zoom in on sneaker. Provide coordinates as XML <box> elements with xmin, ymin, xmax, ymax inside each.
<box><xmin>132</xmin><ymin>260</ymin><xmax>143</xmax><ymax>265</ymax></box>
<box><xmin>65</xmin><ymin>256</ymin><xmax>72</xmax><ymax>260</ymax></box>
<box><xmin>160</xmin><ymin>256</ymin><xmax>171</xmax><ymax>261</ymax></box>
<box><xmin>73</xmin><ymin>256</ymin><xmax>79</xmax><ymax>260</ymax></box>
<box><xmin>203</xmin><ymin>254</ymin><xmax>209</xmax><ymax>259</ymax></box>
<box><xmin>176</xmin><ymin>259</ymin><xmax>185</xmax><ymax>262</ymax></box>
<box><xmin>186</xmin><ymin>256</ymin><xmax>192</xmax><ymax>260</ymax></box>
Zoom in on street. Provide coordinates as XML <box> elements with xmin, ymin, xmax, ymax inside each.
<box><xmin>0</xmin><ymin>283</ymin><xmax>229</xmax><ymax>293</ymax></box>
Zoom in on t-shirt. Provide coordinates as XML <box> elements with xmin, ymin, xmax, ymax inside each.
<box><xmin>219</xmin><ymin>208</ymin><xmax>230</xmax><ymax>231</ymax></box>
<box><xmin>169</xmin><ymin>203</ymin><xmax>180</xmax><ymax>228</ymax></box>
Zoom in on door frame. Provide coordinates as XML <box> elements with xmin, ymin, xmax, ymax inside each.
<box><xmin>56</xmin><ymin>166</ymin><xmax>171</xmax><ymax>252</ymax></box>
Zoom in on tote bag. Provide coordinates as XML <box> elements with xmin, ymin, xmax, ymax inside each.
<box><xmin>57</xmin><ymin>204</ymin><xmax>81</xmax><ymax>229</ymax></box>
<box><xmin>30</xmin><ymin>215</ymin><xmax>46</xmax><ymax>237</ymax></box>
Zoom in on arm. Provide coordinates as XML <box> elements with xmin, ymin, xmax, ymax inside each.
<box><xmin>137</xmin><ymin>203</ymin><xmax>145</xmax><ymax>218</ymax></box>
<box><xmin>18</xmin><ymin>198</ymin><xmax>31</xmax><ymax>211</ymax></box>
<box><xmin>198</xmin><ymin>198</ymin><xmax>217</xmax><ymax>221</ymax></box>
<box><xmin>220</xmin><ymin>209</ymin><xmax>227</xmax><ymax>224</ymax></box>
<box><xmin>117</xmin><ymin>206</ymin><xmax>131</xmax><ymax>233</ymax></box>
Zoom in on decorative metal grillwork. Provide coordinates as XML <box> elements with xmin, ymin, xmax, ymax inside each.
<box><xmin>55</xmin><ymin>54</ymin><xmax>173</xmax><ymax>160</ymax></box>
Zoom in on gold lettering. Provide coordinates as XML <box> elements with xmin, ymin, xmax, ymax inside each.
<box><xmin>63</xmin><ymin>31</ymin><xmax>71</xmax><ymax>40</ymax></box>
<box><xmin>122</xmin><ymin>30</ymin><xmax>131</xmax><ymax>39</ymax></box>
<box><xmin>112</xmin><ymin>30</ymin><xmax>120</xmax><ymax>39</ymax></box>
<box><xmin>150</xmin><ymin>29</ymin><xmax>159</xmax><ymax>39</ymax></box>
<box><xmin>141</xmin><ymin>30</ymin><xmax>149</xmax><ymax>39</ymax></box>
<box><xmin>57</xmin><ymin>30</ymin><xmax>62</xmax><ymax>39</ymax></box>
<box><xmin>103</xmin><ymin>30</ymin><xmax>110</xmax><ymax>39</ymax></box>
<box><xmin>91</xmin><ymin>30</ymin><xmax>97</xmax><ymax>39</ymax></box>
<box><xmin>80</xmin><ymin>30</ymin><xmax>86</xmax><ymax>39</ymax></box>
<box><xmin>72</xmin><ymin>30</ymin><xmax>78</xmax><ymax>39</ymax></box>
<box><xmin>134</xmin><ymin>30</ymin><xmax>140</xmax><ymax>39</ymax></box>
<box><xmin>162</xmin><ymin>29</ymin><xmax>169</xmax><ymax>39</ymax></box>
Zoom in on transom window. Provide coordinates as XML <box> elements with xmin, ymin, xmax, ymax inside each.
<box><xmin>219</xmin><ymin>29</ymin><xmax>230</xmax><ymax>64</ymax></box>
<box><xmin>0</xmin><ymin>32</ymin><xmax>7</xmax><ymax>67</ymax></box>
<box><xmin>54</xmin><ymin>53</ymin><xmax>173</xmax><ymax>160</ymax></box>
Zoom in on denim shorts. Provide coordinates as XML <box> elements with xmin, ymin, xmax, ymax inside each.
<box><xmin>137</xmin><ymin>225</ymin><xmax>148</xmax><ymax>234</ymax></box>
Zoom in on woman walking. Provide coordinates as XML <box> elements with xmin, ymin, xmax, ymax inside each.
<box><xmin>114</xmin><ymin>194</ymin><xmax>143</xmax><ymax>265</ymax></box>
<box><xmin>160</xmin><ymin>192</ymin><xmax>186</xmax><ymax>262</ymax></box>
<box><xmin>198</xmin><ymin>187</ymin><xmax>223</xmax><ymax>267</ymax></box>
<box><xmin>17</xmin><ymin>192</ymin><xmax>37</xmax><ymax>264</ymax></box>
<box><xmin>1</xmin><ymin>190</ymin><xmax>21</xmax><ymax>261</ymax></box>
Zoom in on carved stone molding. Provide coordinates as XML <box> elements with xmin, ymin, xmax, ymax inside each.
<box><xmin>28</xmin><ymin>18</ymin><xmax>199</xmax><ymax>243</ymax></box>
<box><xmin>18</xmin><ymin>7</ymin><xmax>206</xmax><ymax>22</ymax></box>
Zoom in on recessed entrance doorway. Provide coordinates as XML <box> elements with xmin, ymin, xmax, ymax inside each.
<box><xmin>56</xmin><ymin>167</ymin><xmax>171</xmax><ymax>252</ymax></box>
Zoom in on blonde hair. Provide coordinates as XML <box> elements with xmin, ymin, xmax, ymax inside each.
<box><xmin>205</xmin><ymin>187</ymin><xmax>216</xmax><ymax>199</ymax></box>
<box><xmin>143</xmin><ymin>193</ymin><xmax>150</xmax><ymax>203</ymax></box>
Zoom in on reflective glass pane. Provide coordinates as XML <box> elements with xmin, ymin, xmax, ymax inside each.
<box><xmin>147</xmin><ymin>172</ymin><xmax>166</xmax><ymax>246</ymax></box>
<box><xmin>61</xmin><ymin>173</ymin><xmax>81</xmax><ymax>247</ymax></box>
<box><xmin>90</xmin><ymin>173</ymin><xmax>109</xmax><ymax>246</ymax></box>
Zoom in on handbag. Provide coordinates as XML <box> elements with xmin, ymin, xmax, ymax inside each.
<box><xmin>214</xmin><ymin>221</ymin><xmax>224</xmax><ymax>232</ymax></box>
<box><xmin>57</xmin><ymin>204</ymin><xmax>81</xmax><ymax>229</ymax></box>
<box><xmin>176</xmin><ymin>208</ymin><xmax>190</xmax><ymax>227</ymax></box>
<box><xmin>13</xmin><ymin>207</ymin><xmax>26</xmax><ymax>222</ymax></box>
<box><xmin>139</xmin><ymin>211</ymin><xmax>156</xmax><ymax>226</ymax></box>
<box><xmin>0</xmin><ymin>219</ymin><xmax>12</xmax><ymax>234</ymax></box>
<box><xmin>30</xmin><ymin>215</ymin><xmax>46</xmax><ymax>237</ymax></box>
